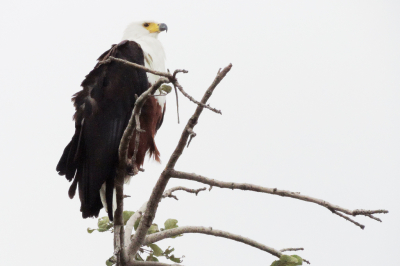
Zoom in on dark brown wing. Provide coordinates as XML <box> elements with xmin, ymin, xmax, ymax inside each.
<box><xmin>56</xmin><ymin>41</ymin><xmax>148</xmax><ymax>220</ymax></box>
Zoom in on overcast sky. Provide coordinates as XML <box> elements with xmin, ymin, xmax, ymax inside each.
<box><xmin>1</xmin><ymin>0</ymin><xmax>399</xmax><ymax>265</ymax></box>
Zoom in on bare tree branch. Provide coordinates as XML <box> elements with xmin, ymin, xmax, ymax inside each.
<box><xmin>331</xmin><ymin>210</ymin><xmax>365</xmax><ymax>229</ymax></box>
<box><xmin>171</xmin><ymin>80</ymin><xmax>222</xmax><ymax>114</ymax></box>
<box><xmin>143</xmin><ymin>226</ymin><xmax>282</xmax><ymax>258</ymax></box>
<box><xmin>162</xmin><ymin>186</ymin><xmax>207</xmax><ymax>200</ymax></box>
<box><xmin>116</xmin><ymin>77</ymin><xmax>169</xmax><ymax>264</ymax></box>
<box><xmin>280</xmin><ymin>248</ymin><xmax>304</xmax><ymax>252</ymax></box>
<box><xmin>186</xmin><ymin>128</ymin><xmax>196</xmax><ymax>148</ymax></box>
<box><xmin>107</xmin><ymin>56</ymin><xmax>222</xmax><ymax>114</ymax></box>
<box><xmin>125</xmin><ymin>206</ymin><xmax>145</xmax><ymax>250</ymax></box>
<box><xmin>126</xmin><ymin>65</ymin><xmax>232</xmax><ymax>262</ymax></box>
<box><xmin>126</xmin><ymin>261</ymin><xmax>182</xmax><ymax>266</ymax></box>
<box><xmin>105</xmin><ymin>57</ymin><xmax>172</xmax><ymax>77</ymax></box>
<box><xmin>124</xmin><ymin>186</ymin><xmax>208</xmax><ymax>254</ymax></box>
<box><xmin>168</xmin><ymin>170</ymin><xmax>388</xmax><ymax>229</ymax></box>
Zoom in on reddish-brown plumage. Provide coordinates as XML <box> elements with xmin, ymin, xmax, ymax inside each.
<box><xmin>129</xmin><ymin>97</ymin><xmax>164</xmax><ymax>166</ymax></box>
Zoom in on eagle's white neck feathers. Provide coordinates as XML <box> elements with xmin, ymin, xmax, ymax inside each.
<box><xmin>122</xmin><ymin>21</ymin><xmax>167</xmax><ymax>92</ymax></box>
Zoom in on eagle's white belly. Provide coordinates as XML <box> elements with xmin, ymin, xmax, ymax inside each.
<box><xmin>143</xmin><ymin>53</ymin><xmax>166</xmax><ymax>111</ymax></box>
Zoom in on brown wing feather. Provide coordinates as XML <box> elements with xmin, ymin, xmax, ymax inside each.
<box><xmin>57</xmin><ymin>41</ymin><xmax>149</xmax><ymax>220</ymax></box>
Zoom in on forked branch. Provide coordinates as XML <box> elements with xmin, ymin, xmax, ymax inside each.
<box><xmin>168</xmin><ymin>170</ymin><xmax>388</xmax><ymax>229</ymax></box>
<box><xmin>126</xmin><ymin>64</ymin><xmax>232</xmax><ymax>263</ymax></box>
<box><xmin>115</xmin><ymin>77</ymin><xmax>169</xmax><ymax>265</ymax></box>
<box><xmin>112</xmin><ymin>57</ymin><xmax>387</xmax><ymax>266</ymax></box>
<box><xmin>124</xmin><ymin>186</ymin><xmax>208</xmax><ymax>247</ymax></box>
<box><xmin>107</xmin><ymin>56</ymin><xmax>221</xmax><ymax>114</ymax></box>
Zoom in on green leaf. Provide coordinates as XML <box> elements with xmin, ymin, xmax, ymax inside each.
<box><xmin>270</xmin><ymin>255</ymin><xmax>303</xmax><ymax>266</ymax></box>
<box><xmin>135</xmin><ymin>254</ymin><xmax>144</xmax><ymax>261</ymax></box>
<box><xmin>148</xmin><ymin>244</ymin><xmax>163</xmax><ymax>257</ymax></box>
<box><xmin>98</xmin><ymin>216</ymin><xmax>113</xmax><ymax>232</ymax></box>
<box><xmin>105</xmin><ymin>258</ymin><xmax>115</xmax><ymax>266</ymax></box>
<box><xmin>169</xmin><ymin>255</ymin><xmax>182</xmax><ymax>263</ymax></box>
<box><xmin>146</xmin><ymin>255</ymin><xmax>159</xmax><ymax>262</ymax></box>
<box><xmin>147</xmin><ymin>224</ymin><xmax>159</xmax><ymax>235</ymax></box>
<box><xmin>164</xmin><ymin>247</ymin><xmax>175</xmax><ymax>255</ymax></box>
<box><xmin>164</xmin><ymin>219</ymin><xmax>179</xmax><ymax>230</ymax></box>
<box><xmin>291</xmin><ymin>255</ymin><xmax>303</xmax><ymax>265</ymax></box>
<box><xmin>123</xmin><ymin>211</ymin><xmax>135</xmax><ymax>225</ymax></box>
<box><xmin>159</xmin><ymin>84</ymin><xmax>172</xmax><ymax>94</ymax></box>
<box><xmin>87</xmin><ymin>228</ymin><xmax>95</xmax><ymax>234</ymax></box>
<box><xmin>280</xmin><ymin>255</ymin><xmax>298</xmax><ymax>264</ymax></box>
<box><xmin>270</xmin><ymin>261</ymin><xmax>281</xmax><ymax>266</ymax></box>
<box><xmin>134</xmin><ymin>217</ymin><xmax>141</xmax><ymax>230</ymax></box>
<box><xmin>98</xmin><ymin>216</ymin><xmax>110</xmax><ymax>228</ymax></box>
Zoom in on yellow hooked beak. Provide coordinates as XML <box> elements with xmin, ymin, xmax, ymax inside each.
<box><xmin>144</xmin><ymin>22</ymin><xmax>168</xmax><ymax>33</ymax></box>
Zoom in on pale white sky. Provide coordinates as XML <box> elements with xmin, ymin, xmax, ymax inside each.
<box><xmin>0</xmin><ymin>1</ymin><xmax>399</xmax><ymax>265</ymax></box>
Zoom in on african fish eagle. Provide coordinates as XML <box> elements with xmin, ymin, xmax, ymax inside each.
<box><xmin>56</xmin><ymin>21</ymin><xmax>168</xmax><ymax>221</ymax></box>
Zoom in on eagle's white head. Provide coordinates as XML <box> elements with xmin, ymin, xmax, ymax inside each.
<box><xmin>122</xmin><ymin>21</ymin><xmax>168</xmax><ymax>40</ymax></box>
<box><xmin>122</xmin><ymin>20</ymin><xmax>168</xmax><ymax>106</ymax></box>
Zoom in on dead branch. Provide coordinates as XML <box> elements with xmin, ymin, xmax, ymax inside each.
<box><xmin>126</xmin><ymin>64</ymin><xmax>232</xmax><ymax>263</ymax></box>
<box><xmin>162</xmin><ymin>186</ymin><xmax>207</xmax><ymax>200</ymax></box>
<box><xmin>171</xmin><ymin>80</ymin><xmax>222</xmax><ymax>114</ymax></box>
<box><xmin>107</xmin><ymin>56</ymin><xmax>221</xmax><ymax>114</ymax></box>
<box><xmin>126</xmin><ymin>261</ymin><xmax>182</xmax><ymax>266</ymax></box>
<box><xmin>168</xmin><ymin>170</ymin><xmax>388</xmax><ymax>229</ymax></box>
<box><xmin>186</xmin><ymin>128</ymin><xmax>196</xmax><ymax>147</ymax></box>
<box><xmin>280</xmin><ymin>248</ymin><xmax>304</xmax><ymax>252</ymax></box>
<box><xmin>115</xmin><ymin>77</ymin><xmax>169</xmax><ymax>264</ymax></box>
<box><xmin>143</xmin><ymin>226</ymin><xmax>282</xmax><ymax>258</ymax></box>
<box><xmin>331</xmin><ymin>210</ymin><xmax>365</xmax><ymax>229</ymax></box>
<box><xmin>173</xmin><ymin>85</ymin><xmax>180</xmax><ymax>124</ymax></box>
<box><xmin>124</xmin><ymin>186</ymin><xmax>207</xmax><ymax>254</ymax></box>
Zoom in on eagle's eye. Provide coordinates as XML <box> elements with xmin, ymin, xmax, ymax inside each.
<box><xmin>143</xmin><ymin>23</ymin><xmax>150</xmax><ymax>27</ymax></box>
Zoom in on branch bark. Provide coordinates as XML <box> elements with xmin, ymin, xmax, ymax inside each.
<box><xmin>124</xmin><ymin>186</ymin><xmax>207</xmax><ymax>248</ymax></box>
<box><xmin>126</xmin><ymin>261</ymin><xmax>182</xmax><ymax>266</ymax></box>
<box><xmin>162</xmin><ymin>186</ymin><xmax>207</xmax><ymax>200</ymax></box>
<box><xmin>115</xmin><ymin>77</ymin><xmax>169</xmax><ymax>265</ymax></box>
<box><xmin>168</xmin><ymin>170</ymin><xmax>388</xmax><ymax>229</ymax></box>
<box><xmin>107</xmin><ymin>56</ymin><xmax>222</xmax><ymax>114</ymax></box>
<box><xmin>143</xmin><ymin>226</ymin><xmax>282</xmax><ymax>258</ymax></box>
<box><xmin>126</xmin><ymin>64</ymin><xmax>232</xmax><ymax>263</ymax></box>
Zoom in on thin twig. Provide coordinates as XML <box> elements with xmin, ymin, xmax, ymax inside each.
<box><xmin>280</xmin><ymin>248</ymin><xmax>304</xmax><ymax>252</ymax></box>
<box><xmin>331</xmin><ymin>210</ymin><xmax>365</xmax><ymax>229</ymax></box>
<box><xmin>124</xmin><ymin>186</ymin><xmax>208</xmax><ymax>251</ymax></box>
<box><xmin>162</xmin><ymin>186</ymin><xmax>207</xmax><ymax>200</ymax></box>
<box><xmin>107</xmin><ymin>57</ymin><xmax>171</xmax><ymax>77</ymax></box>
<box><xmin>173</xmin><ymin>85</ymin><xmax>180</xmax><ymax>124</ymax></box>
<box><xmin>172</xmin><ymin>80</ymin><xmax>222</xmax><ymax>115</ymax></box>
<box><xmin>168</xmin><ymin>170</ymin><xmax>388</xmax><ymax>229</ymax></box>
<box><xmin>107</xmin><ymin>56</ymin><xmax>222</xmax><ymax>114</ymax></box>
<box><xmin>366</xmin><ymin>214</ymin><xmax>382</xmax><ymax>222</ymax></box>
<box><xmin>186</xmin><ymin>128</ymin><xmax>196</xmax><ymax>147</ymax></box>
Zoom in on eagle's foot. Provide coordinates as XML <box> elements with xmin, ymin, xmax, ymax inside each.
<box><xmin>126</xmin><ymin>161</ymin><xmax>136</xmax><ymax>175</ymax></box>
<box><xmin>126</xmin><ymin>162</ymin><xmax>140</xmax><ymax>176</ymax></box>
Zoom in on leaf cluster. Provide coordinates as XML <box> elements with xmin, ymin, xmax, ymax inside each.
<box><xmin>134</xmin><ymin>218</ymin><xmax>183</xmax><ymax>262</ymax></box>
<box><xmin>270</xmin><ymin>255</ymin><xmax>303</xmax><ymax>266</ymax></box>
<box><xmin>87</xmin><ymin>211</ymin><xmax>136</xmax><ymax>234</ymax></box>
<box><xmin>88</xmin><ymin>211</ymin><xmax>183</xmax><ymax>264</ymax></box>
